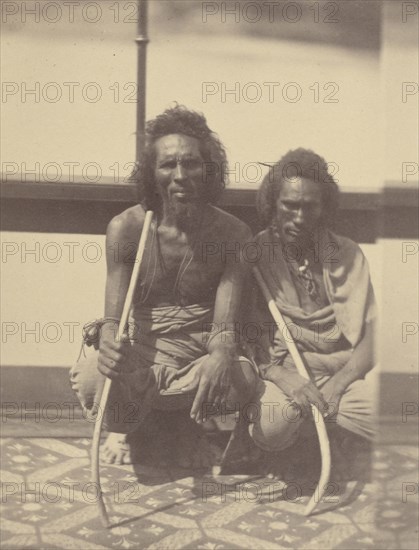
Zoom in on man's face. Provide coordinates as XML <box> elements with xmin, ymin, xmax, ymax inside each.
<box><xmin>275</xmin><ymin>177</ymin><xmax>323</xmax><ymax>247</ymax></box>
<box><xmin>154</xmin><ymin>134</ymin><xmax>206</xmax><ymax>221</ymax></box>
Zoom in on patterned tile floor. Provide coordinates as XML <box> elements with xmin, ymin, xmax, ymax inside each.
<box><xmin>0</xmin><ymin>435</ymin><xmax>417</xmax><ymax>550</ymax></box>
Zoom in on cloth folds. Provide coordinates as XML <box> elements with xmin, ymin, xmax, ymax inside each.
<box><xmin>246</xmin><ymin>227</ymin><xmax>377</xmax><ymax>444</ymax></box>
<box><xmin>250</xmin><ymin>227</ymin><xmax>376</xmax><ymax>376</ymax></box>
<box><xmin>127</xmin><ymin>302</ymin><xmax>214</xmax><ymax>391</ymax></box>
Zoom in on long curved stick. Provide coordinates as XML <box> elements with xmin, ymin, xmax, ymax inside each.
<box><xmin>253</xmin><ymin>267</ymin><xmax>331</xmax><ymax>516</ymax></box>
<box><xmin>91</xmin><ymin>210</ymin><xmax>154</xmax><ymax>528</ymax></box>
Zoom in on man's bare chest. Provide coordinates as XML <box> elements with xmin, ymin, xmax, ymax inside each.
<box><xmin>135</xmin><ymin>230</ymin><xmax>224</xmax><ymax>305</ymax></box>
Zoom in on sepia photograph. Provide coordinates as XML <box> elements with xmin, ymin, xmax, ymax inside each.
<box><xmin>1</xmin><ymin>1</ymin><xmax>418</xmax><ymax>549</ymax></box>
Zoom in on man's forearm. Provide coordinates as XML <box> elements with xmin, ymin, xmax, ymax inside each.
<box><xmin>258</xmin><ymin>363</ymin><xmax>283</xmax><ymax>385</ymax></box>
<box><xmin>330</xmin><ymin>321</ymin><xmax>375</xmax><ymax>393</ymax></box>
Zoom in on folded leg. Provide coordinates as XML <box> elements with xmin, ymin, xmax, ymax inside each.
<box><xmin>333</xmin><ymin>368</ymin><xmax>378</xmax><ymax>440</ymax></box>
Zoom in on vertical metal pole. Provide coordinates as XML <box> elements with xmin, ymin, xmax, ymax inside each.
<box><xmin>135</xmin><ymin>0</ymin><xmax>149</xmax><ymax>164</ymax></box>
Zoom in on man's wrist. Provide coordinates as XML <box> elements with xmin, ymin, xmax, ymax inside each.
<box><xmin>99</xmin><ymin>320</ymin><xmax>120</xmax><ymax>343</ymax></box>
<box><xmin>328</xmin><ymin>371</ymin><xmax>350</xmax><ymax>395</ymax></box>
<box><xmin>206</xmin><ymin>329</ymin><xmax>239</xmax><ymax>354</ymax></box>
<box><xmin>83</xmin><ymin>317</ymin><xmax>120</xmax><ymax>347</ymax></box>
<box><xmin>208</xmin><ymin>343</ymin><xmax>237</xmax><ymax>359</ymax></box>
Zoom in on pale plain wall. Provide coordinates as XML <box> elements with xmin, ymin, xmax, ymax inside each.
<box><xmin>1</xmin><ymin>232</ymin><xmax>106</xmax><ymax>367</ymax></box>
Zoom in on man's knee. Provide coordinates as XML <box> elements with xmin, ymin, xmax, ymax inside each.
<box><xmin>247</xmin><ymin>380</ymin><xmax>303</xmax><ymax>451</ymax></box>
<box><xmin>249</xmin><ymin>416</ymin><xmax>300</xmax><ymax>452</ymax></box>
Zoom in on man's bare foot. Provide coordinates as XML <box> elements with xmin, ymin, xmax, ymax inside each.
<box><xmin>100</xmin><ymin>413</ymin><xmax>221</xmax><ymax>469</ymax></box>
<box><xmin>101</xmin><ymin>432</ymin><xmax>139</xmax><ymax>465</ymax></box>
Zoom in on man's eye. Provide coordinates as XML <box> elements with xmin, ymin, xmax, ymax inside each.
<box><xmin>283</xmin><ymin>202</ymin><xmax>299</xmax><ymax>210</ymax></box>
<box><xmin>160</xmin><ymin>161</ymin><xmax>176</xmax><ymax>169</ymax></box>
<box><xmin>183</xmin><ymin>160</ymin><xmax>201</xmax><ymax>169</ymax></box>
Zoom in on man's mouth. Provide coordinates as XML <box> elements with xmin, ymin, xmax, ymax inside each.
<box><xmin>172</xmin><ymin>191</ymin><xmax>192</xmax><ymax>200</ymax></box>
<box><xmin>286</xmin><ymin>228</ymin><xmax>302</xmax><ymax>237</ymax></box>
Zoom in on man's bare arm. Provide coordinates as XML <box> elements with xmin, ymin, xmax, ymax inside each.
<box><xmin>104</xmin><ymin>211</ymin><xmax>142</xmax><ymax>318</ymax></box>
<box><xmin>98</xmin><ymin>207</ymin><xmax>144</xmax><ymax>379</ymax></box>
<box><xmin>320</xmin><ymin>320</ymin><xmax>375</xmax><ymax>416</ymax></box>
<box><xmin>327</xmin><ymin>320</ymin><xmax>375</xmax><ymax>392</ymax></box>
<box><xmin>207</xmin><ymin>223</ymin><xmax>253</xmax><ymax>355</ymax></box>
<box><xmin>187</xmin><ymin>221</ymin><xmax>253</xmax><ymax>423</ymax></box>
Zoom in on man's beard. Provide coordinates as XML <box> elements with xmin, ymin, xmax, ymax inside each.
<box><xmin>170</xmin><ymin>199</ymin><xmax>204</xmax><ymax>230</ymax></box>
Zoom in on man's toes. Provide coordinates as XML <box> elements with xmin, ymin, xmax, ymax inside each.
<box><xmin>122</xmin><ymin>451</ymin><xmax>133</xmax><ymax>465</ymax></box>
<box><xmin>101</xmin><ymin>443</ymin><xmax>126</xmax><ymax>464</ymax></box>
<box><xmin>102</xmin><ymin>451</ymin><xmax>116</xmax><ymax>464</ymax></box>
<box><xmin>114</xmin><ymin>454</ymin><xmax>123</xmax><ymax>465</ymax></box>
<box><xmin>112</xmin><ymin>448</ymin><xmax>129</xmax><ymax>465</ymax></box>
<box><xmin>107</xmin><ymin>452</ymin><xmax>117</xmax><ymax>465</ymax></box>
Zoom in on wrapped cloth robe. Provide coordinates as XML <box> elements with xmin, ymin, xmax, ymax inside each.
<box><xmin>248</xmin><ymin>227</ymin><xmax>377</xmax><ymax>447</ymax></box>
<box><xmin>71</xmin><ymin>303</ymin><xmax>252</xmax><ymax>432</ymax></box>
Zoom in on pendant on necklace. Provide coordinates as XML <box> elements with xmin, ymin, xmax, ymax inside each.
<box><xmin>298</xmin><ymin>259</ymin><xmax>309</xmax><ymax>273</ymax></box>
<box><xmin>295</xmin><ymin>258</ymin><xmax>321</xmax><ymax>303</ymax></box>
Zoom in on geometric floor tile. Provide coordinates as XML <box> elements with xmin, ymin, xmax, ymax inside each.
<box><xmin>1</xmin><ymin>438</ymin><xmax>417</xmax><ymax>549</ymax></box>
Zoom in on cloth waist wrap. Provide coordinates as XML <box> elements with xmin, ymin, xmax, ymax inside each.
<box><xmin>126</xmin><ymin>302</ymin><xmax>214</xmax><ymax>392</ymax></box>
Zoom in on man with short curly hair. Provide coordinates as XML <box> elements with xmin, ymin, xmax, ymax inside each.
<box><xmin>247</xmin><ymin>148</ymin><xmax>377</xmax><ymax>459</ymax></box>
<box><xmin>71</xmin><ymin>106</ymin><xmax>256</xmax><ymax>466</ymax></box>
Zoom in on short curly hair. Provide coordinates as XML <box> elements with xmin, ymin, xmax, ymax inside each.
<box><xmin>131</xmin><ymin>105</ymin><xmax>228</xmax><ymax>211</ymax></box>
<box><xmin>256</xmin><ymin>148</ymin><xmax>340</xmax><ymax>229</ymax></box>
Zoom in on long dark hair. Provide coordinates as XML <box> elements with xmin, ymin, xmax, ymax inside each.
<box><xmin>256</xmin><ymin>148</ymin><xmax>340</xmax><ymax>229</ymax></box>
<box><xmin>131</xmin><ymin>105</ymin><xmax>228</xmax><ymax>213</ymax></box>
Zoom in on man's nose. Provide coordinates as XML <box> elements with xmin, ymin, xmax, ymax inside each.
<box><xmin>174</xmin><ymin>162</ymin><xmax>187</xmax><ymax>182</ymax></box>
<box><xmin>293</xmin><ymin>208</ymin><xmax>305</xmax><ymax>227</ymax></box>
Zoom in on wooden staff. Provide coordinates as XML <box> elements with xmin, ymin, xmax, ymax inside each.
<box><xmin>253</xmin><ymin>266</ymin><xmax>331</xmax><ymax>516</ymax></box>
<box><xmin>92</xmin><ymin>0</ymin><xmax>150</xmax><ymax>526</ymax></box>
<box><xmin>91</xmin><ymin>210</ymin><xmax>154</xmax><ymax>528</ymax></box>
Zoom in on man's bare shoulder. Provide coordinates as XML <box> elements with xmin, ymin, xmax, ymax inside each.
<box><xmin>209</xmin><ymin>206</ymin><xmax>252</xmax><ymax>240</ymax></box>
<box><xmin>106</xmin><ymin>205</ymin><xmax>147</xmax><ymax>243</ymax></box>
<box><xmin>254</xmin><ymin>228</ymin><xmax>271</xmax><ymax>242</ymax></box>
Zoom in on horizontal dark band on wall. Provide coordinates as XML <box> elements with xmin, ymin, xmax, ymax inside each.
<box><xmin>1</xmin><ymin>197</ymin><xmax>380</xmax><ymax>241</ymax></box>
<box><xmin>1</xmin><ymin>179</ymin><xmax>381</xmax><ymax>208</ymax></box>
<box><xmin>1</xmin><ymin>366</ymin><xmax>417</xmax><ymax>443</ymax></box>
<box><xmin>1</xmin><ymin>366</ymin><xmax>76</xmax><ymax>408</ymax></box>
<box><xmin>3</xmin><ymin>367</ymin><xmax>416</xmax><ymax>414</ymax></box>
<box><xmin>1</xmin><ymin>180</ymin><xmax>416</xmax><ymax>239</ymax></box>
<box><xmin>1</xmin><ymin>179</ymin><xmax>138</xmax><ymax>203</ymax></box>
